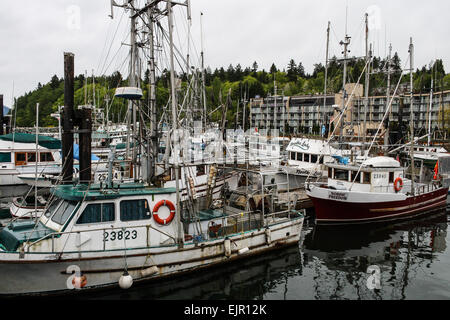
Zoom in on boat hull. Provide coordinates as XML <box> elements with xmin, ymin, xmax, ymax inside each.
<box><xmin>307</xmin><ymin>185</ymin><xmax>449</xmax><ymax>224</ymax></box>
<box><xmin>0</xmin><ymin>216</ymin><xmax>303</xmax><ymax>296</ymax></box>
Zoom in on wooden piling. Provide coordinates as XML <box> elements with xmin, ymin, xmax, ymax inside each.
<box><xmin>62</xmin><ymin>52</ymin><xmax>75</xmax><ymax>184</ymax></box>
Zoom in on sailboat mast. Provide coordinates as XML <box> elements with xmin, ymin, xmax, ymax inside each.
<box><xmin>409</xmin><ymin>37</ymin><xmax>415</xmax><ymax>195</ymax></box>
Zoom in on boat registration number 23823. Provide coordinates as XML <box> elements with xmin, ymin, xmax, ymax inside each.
<box><xmin>103</xmin><ymin>229</ymin><xmax>137</xmax><ymax>242</ymax></box>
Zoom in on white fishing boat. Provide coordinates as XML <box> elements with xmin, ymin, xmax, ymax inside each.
<box><xmin>9</xmin><ymin>195</ymin><xmax>47</xmax><ymax>219</ymax></box>
<box><xmin>0</xmin><ymin>0</ymin><xmax>305</xmax><ymax>297</ymax></box>
<box><xmin>0</xmin><ymin>171</ymin><xmax>304</xmax><ymax>296</ymax></box>
<box><xmin>0</xmin><ymin>133</ymin><xmax>62</xmax><ymax>187</ymax></box>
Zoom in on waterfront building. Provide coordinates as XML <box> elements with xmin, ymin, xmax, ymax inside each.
<box><xmin>249</xmin><ymin>84</ymin><xmax>450</xmax><ymax>141</ymax></box>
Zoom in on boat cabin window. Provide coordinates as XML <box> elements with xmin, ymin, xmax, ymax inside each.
<box><xmin>15</xmin><ymin>152</ymin><xmax>27</xmax><ymax>165</ymax></box>
<box><xmin>40</xmin><ymin>152</ymin><xmax>54</xmax><ymax>162</ymax></box>
<box><xmin>50</xmin><ymin>200</ymin><xmax>79</xmax><ymax>225</ymax></box>
<box><xmin>290</xmin><ymin>152</ymin><xmax>295</xmax><ymax>160</ymax></box>
<box><xmin>334</xmin><ymin>169</ymin><xmax>349</xmax><ymax>181</ymax></box>
<box><xmin>389</xmin><ymin>172</ymin><xmax>394</xmax><ymax>183</ymax></box>
<box><xmin>76</xmin><ymin>203</ymin><xmax>115</xmax><ymax>224</ymax></box>
<box><xmin>304</xmin><ymin>154</ymin><xmax>310</xmax><ymax>163</ymax></box>
<box><xmin>27</xmin><ymin>152</ymin><xmax>36</xmax><ymax>162</ymax></box>
<box><xmin>363</xmin><ymin>172</ymin><xmax>371</xmax><ymax>184</ymax></box>
<box><xmin>297</xmin><ymin>152</ymin><xmax>303</xmax><ymax>161</ymax></box>
<box><xmin>351</xmin><ymin>170</ymin><xmax>361</xmax><ymax>183</ymax></box>
<box><xmin>328</xmin><ymin>167</ymin><xmax>333</xmax><ymax>178</ymax></box>
<box><xmin>196</xmin><ymin>165</ymin><xmax>206</xmax><ymax>176</ymax></box>
<box><xmin>45</xmin><ymin>199</ymin><xmax>63</xmax><ymax>218</ymax></box>
<box><xmin>311</xmin><ymin>154</ymin><xmax>318</xmax><ymax>163</ymax></box>
<box><xmin>120</xmin><ymin>199</ymin><xmax>151</xmax><ymax>222</ymax></box>
<box><xmin>0</xmin><ymin>152</ymin><xmax>11</xmax><ymax>163</ymax></box>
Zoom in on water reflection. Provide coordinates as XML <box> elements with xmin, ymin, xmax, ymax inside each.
<box><xmin>302</xmin><ymin>209</ymin><xmax>449</xmax><ymax>300</ymax></box>
<box><xmin>78</xmin><ymin>245</ymin><xmax>303</xmax><ymax>300</ymax></box>
<box><xmin>77</xmin><ymin>209</ymin><xmax>449</xmax><ymax>300</ymax></box>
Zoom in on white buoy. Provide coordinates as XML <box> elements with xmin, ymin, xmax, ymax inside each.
<box><xmin>119</xmin><ymin>271</ymin><xmax>133</xmax><ymax>289</ymax></box>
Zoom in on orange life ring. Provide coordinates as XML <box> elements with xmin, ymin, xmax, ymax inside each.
<box><xmin>394</xmin><ymin>177</ymin><xmax>403</xmax><ymax>193</ymax></box>
<box><xmin>153</xmin><ymin>200</ymin><xmax>176</xmax><ymax>225</ymax></box>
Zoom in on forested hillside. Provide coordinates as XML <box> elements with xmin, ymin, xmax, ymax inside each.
<box><xmin>11</xmin><ymin>56</ymin><xmax>450</xmax><ymax>128</ymax></box>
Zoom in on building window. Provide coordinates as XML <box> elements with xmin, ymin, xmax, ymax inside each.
<box><xmin>120</xmin><ymin>199</ymin><xmax>151</xmax><ymax>221</ymax></box>
<box><xmin>76</xmin><ymin>203</ymin><xmax>115</xmax><ymax>224</ymax></box>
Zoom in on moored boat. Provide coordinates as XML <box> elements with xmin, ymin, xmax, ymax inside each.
<box><xmin>0</xmin><ymin>178</ymin><xmax>304</xmax><ymax>296</ymax></box>
<box><xmin>306</xmin><ymin>156</ymin><xmax>448</xmax><ymax>224</ymax></box>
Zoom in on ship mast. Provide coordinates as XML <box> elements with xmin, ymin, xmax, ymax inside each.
<box><xmin>323</xmin><ymin>21</ymin><xmax>330</xmax><ymax>139</ymax></box>
<box><xmin>384</xmin><ymin>43</ymin><xmax>392</xmax><ymax>154</ymax></box>
<box><xmin>338</xmin><ymin>34</ymin><xmax>351</xmax><ymax>144</ymax></box>
<box><xmin>428</xmin><ymin>67</ymin><xmax>434</xmax><ymax>146</ymax></box>
<box><xmin>409</xmin><ymin>37</ymin><xmax>415</xmax><ymax>196</ymax></box>
<box><xmin>362</xmin><ymin>13</ymin><xmax>370</xmax><ymax>153</ymax></box>
<box><xmin>147</xmin><ymin>2</ymin><xmax>158</xmax><ymax>183</ymax></box>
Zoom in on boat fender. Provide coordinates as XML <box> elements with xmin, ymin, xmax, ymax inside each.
<box><xmin>265</xmin><ymin>228</ymin><xmax>271</xmax><ymax>245</ymax></box>
<box><xmin>72</xmin><ymin>272</ymin><xmax>87</xmax><ymax>289</ymax></box>
<box><xmin>238</xmin><ymin>247</ymin><xmax>249</xmax><ymax>254</ymax></box>
<box><xmin>119</xmin><ymin>271</ymin><xmax>133</xmax><ymax>289</ymax></box>
<box><xmin>394</xmin><ymin>177</ymin><xmax>403</xmax><ymax>193</ymax></box>
<box><xmin>153</xmin><ymin>199</ymin><xmax>176</xmax><ymax>225</ymax></box>
<box><xmin>224</xmin><ymin>238</ymin><xmax>231</xmax><ymax>257</ymax></box>
<box><xmin>140</xmin><ymin>266</ymin><xmax>159</xmax><ymax>277</ymax></box>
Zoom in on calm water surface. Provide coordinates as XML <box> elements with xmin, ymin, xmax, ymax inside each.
<box><xmin>85</xmin><ymin>207</ymin><xmax>450</xmax><ymax>300</ymax></box>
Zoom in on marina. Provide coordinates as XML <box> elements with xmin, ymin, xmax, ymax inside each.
<box><xmin>0</xmin><ymin>0</ymin><xmax>448</xmax><ymax>304</ymax></box>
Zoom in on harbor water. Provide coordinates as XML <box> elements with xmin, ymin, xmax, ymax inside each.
<box><xmin>75</xmin><ymin>207</ymin><xmax>450</xmax><ymax>300</ymax></box>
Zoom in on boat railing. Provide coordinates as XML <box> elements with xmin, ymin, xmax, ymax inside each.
<box><xmin>411</xmin><ymin>181</ymin><xmax>442</xmax><ymax>196</ymax></box>
<box><xmin>24</xmin><ymin>208</ymin><xmax>303</xmax><ymax>253</ymax></box>
<box><xmin>25</xmin><ymin>223</ymin><xmax>176</xmax><ymax>253</ymax></box>
<box><xmin>306</xmin><ymin>182</ymin><xmax>442</xmax><ymax>195</ymax></box>
<box><xmin>199</xmin><ymin>208</ymin><xmax>303</xmax><ymax>241</ymax></box>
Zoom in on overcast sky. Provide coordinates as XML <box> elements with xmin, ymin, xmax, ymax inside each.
<box><xmin>0</xmin><ymin>0</ymin><xmax>449</xmax><ymax>107</ymax></box>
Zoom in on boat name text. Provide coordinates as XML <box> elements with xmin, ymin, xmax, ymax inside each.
<box><xmin>328</xmin><ymin>191</ymin><xmax>348</xmax><ymax>201</ymax></box>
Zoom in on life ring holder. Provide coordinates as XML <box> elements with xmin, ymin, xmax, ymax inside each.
<box><xmin>153</xmin><ymin>200</ymin><xmax>176</xmax><ymax>225</ymax></box>
<box><xmin>394</xmin><ymin>177</ymin><xmax>403</xmax><ymax>193</ymax></box>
